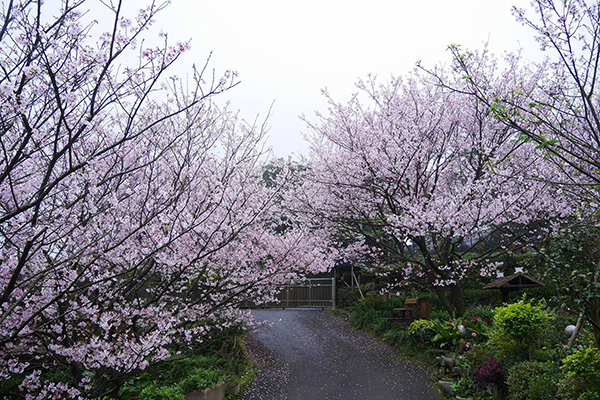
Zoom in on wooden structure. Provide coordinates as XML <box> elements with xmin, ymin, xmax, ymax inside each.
<box><xmin>482</xmin><ymin>272</ymin><xmax>545</xmax><ymax>302</ymax></box>
<box><xmin>394</xmin><ymin>297</ymin><xmax>431</xmax><ymax>319</ymax></box>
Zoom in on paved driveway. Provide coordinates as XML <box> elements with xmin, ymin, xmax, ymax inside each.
<box><xmin>241</xmin><ymin>309</ymin><xmax>442</xmax><ymax>400</ymax></box>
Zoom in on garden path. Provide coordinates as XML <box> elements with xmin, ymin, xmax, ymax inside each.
<box><xmin>241</xmin><ymin>309</ymin><xmax>442</xmax><ymax>400</ymax></box>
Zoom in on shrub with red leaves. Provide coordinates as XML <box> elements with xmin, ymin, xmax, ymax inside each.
<box><xmin>474</xmin><ymin>357</ymin><xmax>504</xmax><ymax>389</ymax></box>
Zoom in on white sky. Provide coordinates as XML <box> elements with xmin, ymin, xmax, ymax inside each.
<box><xmin>155</xmin><ymin>0</ymin><xmax>542</xmax><ymax>159</ymax></box>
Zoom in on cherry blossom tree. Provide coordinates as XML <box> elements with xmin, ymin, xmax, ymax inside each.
<box><xmin>294</xmin><ymin>73</ymin><xmax>568</xmax><ymax>317</ymax></box>
<box><xmin>0</xmin><ymin>1</ymin><xmax>329</xmax><ymax>397</ymax></box>
<box><xmin>433</xmin><ymin>0</ymin><xmax>600</xmax><ymax>346</ymax></box>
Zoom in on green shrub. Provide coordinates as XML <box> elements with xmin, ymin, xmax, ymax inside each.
<box><xmin>486</xmin><ymin>329</ymin><xmax>524</xmax><ymax>369</ymax></box>
<box><xmin>139</xmin><ymin>383</ymin><xmax>184</xmax><ymax>400</ymax></box>
<box><xmin>407</xmin><ymin>319</ymin><xmax>436</xmax><ymax>345</ymax></box>
<box><xmin>464</xmin><ymin>342</ymin><xmax>495</xmax><ymax>368</ymax></box>
<box><xmin>348</xmin><ymin>306</ymin><xmax>382</xmax><ymax>330</ymax></box>
<box><xmin>372</xmin><ymin>318</ymin><xmax>390</xmax><ymax>337</ymax></box>
<box><xmin>463</xmin><ymin>305</ymin><xmax>494</xmax><ymax>328</ymax></box>
<box><xmin>347</xmin><ymin>296</ymin><xmax>395</xmax><ymax>331</ymax></box>
<box><xmin>493</xmin><ymin>300</ymin><xmax>548</xmax><ymax>341</ymax></box>
<box><xmin>555</xmin><ymin>348</ymin><xmax>600</xmax><ymax>399</ymax></box>
<box><xmin>356</xmin><ymin>294</ymin><xmax>394</xmax><ymax>311</ymax></box>
<box><xmin>451</xmin><ymin>376</ymin><xmax>479</xmax><ymax>398</ymax></box>
<box><xmin>179</xmin><ymin>367</ymin><xmax>228</xmax><ymax>393</ymax></box>
<box><xmin>557</xmin><ymin>374</ymin><xmax>591</xmax><ymax>400</ymax></box>
<box><xmin>578</xmin><ymin>391</ymin><xmax>600</xmax><ymax>400</ymax></box>
<box><xmin>528</xmin><ymin>373</ymin><xmax>561</xmax><ymax>400</ymax></box>
<box><xmin>506</xmin><ymin>361</ymin><xmax>554</xmax><ymax>400</ymax></box>
<box><xmin>463</xmin><ymin>315</ymin><xmax>493</xmax><ymax>344</ymax></box>
<box><xmin>561</xmin><ymin>348</ymin><xmax>600</xmax><ymax>380</ymax></box>
<box><xmin>388</xmin><ymin>293</ymin><xmax>412</xmax><ymax>308</ymax></box>
<box><xmin>574</xmin><ymin>325</ymin><xmax>598</xmax><ymax>348</ymax></box>
<box><xmin>382</xmin><ymin>327</ymin><xmax>408</xmax><ymax>347</ymax></box>
<box><xmin>119</xmin><ymin>374</ymin><xmax>154</xmax><ymax>399</ymax></box>
<box><xmin>337</xmin><ymin>287</ymin><xmax>361</xmax><ymax>308</ymax></box>
<box><xmin>430</xmin><ymin>318</ymin><xmax>466</xmax><ymax>350</ymax></box>
<box><xmin>429</xmin><ymin>309</ymin><xmax>451</xmax><ymax>321</ymax></box>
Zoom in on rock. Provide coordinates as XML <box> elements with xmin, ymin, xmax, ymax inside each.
<box><xmin>565</xmin><ymin>325</ymin><xmax>576</xmax><ymax>338</ymax></box>
<box><xmin>436</xmin><ymin>356</ymin><xmax>456</xmax><ymax>376</ymax></box>
<box><xmin>451</xmin><ymin>366</ymin><xmax>462</xmax><ymax>378</ymax></box>
<box><xmin>437</xmin><ymin>380</ymin><xmax>453</xmax><ymax>397</ymax></box>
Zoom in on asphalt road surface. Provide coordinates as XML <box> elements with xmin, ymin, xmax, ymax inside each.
<box><xmin>241</xmin><ymin>309</ymin><xmax>442</xmax><ymax>400</ymax></box>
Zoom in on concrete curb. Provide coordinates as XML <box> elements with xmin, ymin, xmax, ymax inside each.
<box><xmin>184</xmin><ymin>382</ymin><xmax>225</xmax><ymax>400</ymax></box>
<box><xmin>184</xmin><ymin>382</ymin><xmax>241</xmax><ymax>400</ymax></box>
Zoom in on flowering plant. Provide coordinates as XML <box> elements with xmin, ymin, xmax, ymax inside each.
<box><xmin>466</xmin><ymin>316</ymin><xmax>491</xmax><ymax>344</ymax></box>
<box><xmin>431</xmin><ymin>318</ymin><xmax>466</xmax><ymax>350</ymax></box>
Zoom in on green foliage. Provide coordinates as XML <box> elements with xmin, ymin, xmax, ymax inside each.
<box><xmin>407</xmin><ymin>318</ymin><xmax>435</xmax><ymax>336</ymax></box>
<box><xmin>506</xmin><ymin>361</ymin><xmax>556</xmax><ymax>400</ymax></box>
<box><xmin>533</xmin><ymin>221</ymin><xmax>600</xmax><ymax>332</ymax></box>
<box><xmin>347</xmin><ymin>296</ymin><xmax>394</xmax><ymax>331</ymax></box>
<box><xmin>451</xmin><ymin>376</ymin><xmax>479</xmax><ymax>398</ymax></box>
<box><xmin>557</xmin><ymin>374</ymin><xmax>592</xmax><ymax>400</ymax></box>
<box><xmin>463</xmin><ymin>289</ymin><xmax>503</xmax><ymax>308</ymax></box>
<box><xmin>463</xmin><ymin>305</ymin><xmax>494</xmax><ymax>327</ymax></box>
<box><xmin>494</xmin><ymin>300</ymin><xmax>548</xmax><ymax>341</ymax></box>
<box><xmin>179</xmin><ymin>367</ymin><xmax>227</xmax><ymax>393</ymax></box>
<box><xmin>561</xmin><ymin>348</ymin><xmax>600</xmax><ymax>380</ymax></box>
<box><xmin>119</xmin><ymin>359</ymin><xmax>230</xmax><ymax>399</ymax></box>
<box><xmin>573</xmin><ymin>325</ymin><xmax>598</xmax><ymax>348</ymax></box>
<box><xmin>527</xmin><ymin>373</ymin><xmax>561</xmax><ymax>400</ymax></box>
<box><xmin>464</xmin><ymin>343</ymin><xmax>496</xmax><ymax>367</ymax></box>
<box><xmin>138</xmin><ymin>383</ymin><xmax>184</xmax><ymax>400</ymax></box>
<box><xmin>455</xmin><ymin>355</ymin><xmax>474</xmax><ymax>372</ymax></box>
<box><xmin>338</xmin><ymin>285</ymin><xmax>600</xmax><ymax>400</ymax></box>
<box><xmin>348</xmin><ymin>306</ymin><xmax>382</xmax><ymax>330</ymax></box>
<box><xmin>381</xmin><ymin>327</ymin><xmax>408</xmax><ymax>347</ymax></box>
<box><xmin>359</xmin><ymin>294</ymin><xmax>395</xmax><ymax>310</ymax></box>
<box><xmin>372</xmin><ymin>318</ymin><xmax>390</xmax><ymax>337</ymax></box>
<box><xmin>485</xmin><ymin>327</ymin><xmax>525</xmax><ymax>369</ymax></box>
<box><xmin>119</xmin><ymin>374</ymin><xmax>154</xmax><ymax>399</ymax></box>
<box><xmin>429</xmin><ymin>308</ymin><xmax>451</xmax><ymax>321</ymax></box>
<box><xmin>336</xmin><ymin>287</ymin><xmax>362</xmax><ymax>308</ymax></box>
<box><xmin>118</xmin><ymin>331</ymin><xmax>250</xmax><ymax>399</ymax></box>
<box><xmin>556</xmin><ymin>349</ymin><xmax>600</xmax><ymax>399</ymax></box>
<box><xmin>464</xmin><ymin>314</ymin><xmax>493</xmax><ymax>344</ymax></box>
<box><xmin>407</xmin><ymin>319</ymin><xmax>436</xmax><ymax>345</ymax></box>
<box><xmin>578</xmin><ymin>391</ymin><xmax>600</xmax><ymax>400</ymax></box>
<box><xmin>430</xmin><ymin>318</ymin><xmax>465</xmax><ymax>350</ymax></box>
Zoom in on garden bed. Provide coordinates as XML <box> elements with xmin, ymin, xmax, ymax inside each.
<box><xmin>339</xmin><ymin>289</ymin><xmax>599</xmax><ymax>400</ymax></box>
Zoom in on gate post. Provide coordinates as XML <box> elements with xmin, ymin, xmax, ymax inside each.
<box><xmin>331</xmin><ymin>273</ymin><xmax>337</xmax><ymax>309</ymax></box>
<box><xmin>286</xmin><ymin>284</ymin><xmax>290</xmax><ymax>309</ymax></box>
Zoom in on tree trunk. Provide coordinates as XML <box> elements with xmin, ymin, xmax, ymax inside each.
<box><xmin>449</xmin><ymin>283</ymin><xmax>466</xmax><ymax>317</ymax></box>
<box><xmin>426</xmin><ymin>269</ymin><xmax>455</xmax><ymax>316</ymax></box>
<box><xmin>414</xmin><ymin>237</ymin><xmax>459</xmax><ymax>317</ymax></box>
<box><xmin>568</xmin><ymin>312</ymin><xmax>585</xmax><ymax>347</ymax></box>
<box><xmin>590</xmin><ymin>260</ymin><xmax>600</xmax><ymax>348</ymax></box>
<box><xmin>590</xmin><ymin>304</ymin><xmax>600</xmax><ymax>348</ymax></box>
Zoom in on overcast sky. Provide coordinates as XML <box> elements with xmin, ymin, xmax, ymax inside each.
<box><xmin>157</xmin><ymin>0</ymin><xmax>543</xmax><ymax>159</ymax></box>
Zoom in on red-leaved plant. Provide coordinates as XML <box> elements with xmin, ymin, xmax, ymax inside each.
<box><xmin>474</xmin><ymin>357</ymin><xmax>504</xmax><ymax>390</ymax></box>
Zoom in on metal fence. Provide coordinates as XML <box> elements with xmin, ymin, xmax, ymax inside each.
<box><xmin>243</xmin><ymin>277</ymin><xmax>335</xmax><ymax>309</ymax></box>
<box><xmin>276</xmin><ymin>278</ymin><xmax>335</xmax><ymax>308</ymax></box>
